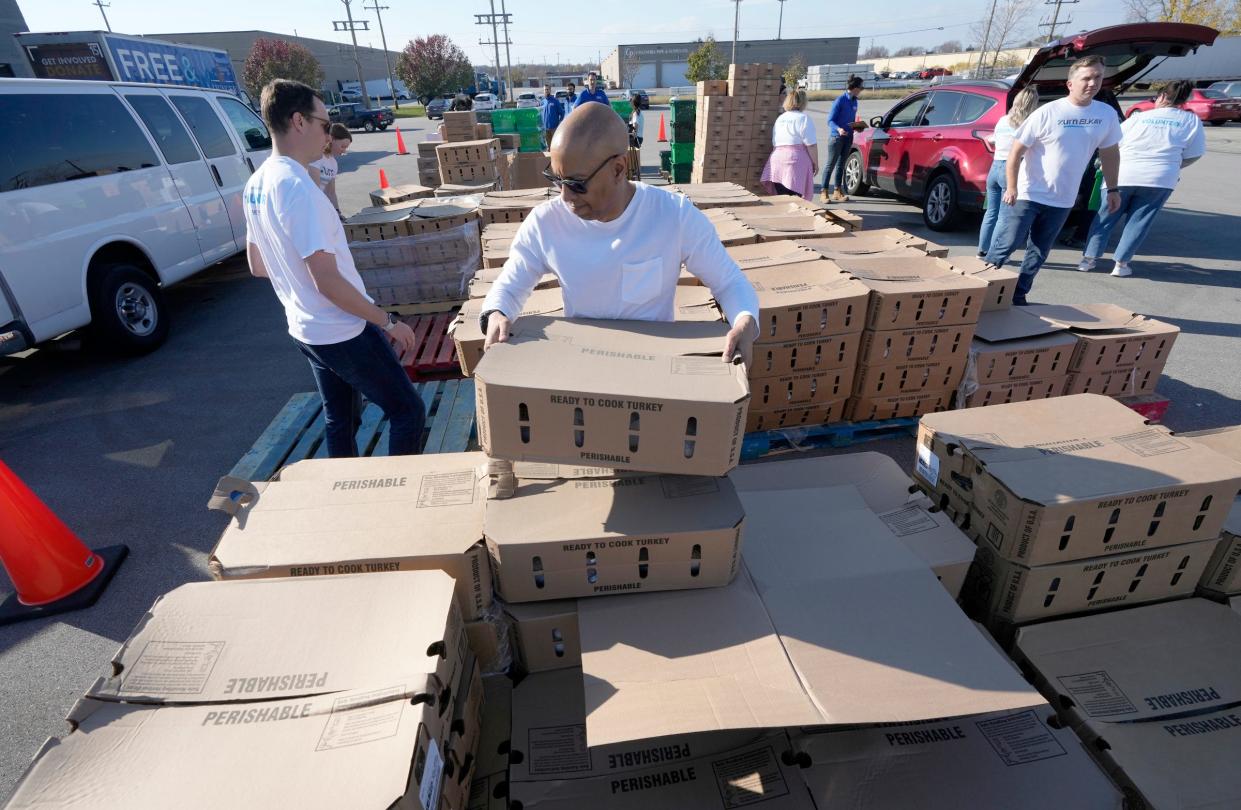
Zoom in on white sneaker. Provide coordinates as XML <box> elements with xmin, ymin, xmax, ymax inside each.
<box><xmin>1077</xmin><ymin>258</ymin><xmax>1096</xmax><ymax>272</ymax></box>
<box><xmin>1111</xmin><ymin>262</ymin><xmax>1132</xmax><ymax>278</ymax></box>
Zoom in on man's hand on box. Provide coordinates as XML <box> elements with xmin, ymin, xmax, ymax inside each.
<box><xmin>723</xmin><ymin>313</ymin><xmax>756</xmax><ymax>369</ymax></box>
<box><xmin>484</xmin><ymin>311</ymin><xmax>511</xmax><ymax>350</ymax></box>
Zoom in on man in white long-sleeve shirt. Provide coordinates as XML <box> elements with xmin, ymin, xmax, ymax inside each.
<box><xmin>479</xmin><ymin>103</ymin><xmax>759</xmax><ymax>364</ymax></box>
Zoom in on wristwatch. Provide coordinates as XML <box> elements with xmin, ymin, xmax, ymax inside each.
<box><xmin>479</xmin><ymin>309</ymin><xmax>498</xmax><ymax>333</ymax></box>
<box><xmin>382</xmin><ymin>312</ymin><xmax>398</xmax><ymax>332</ymax></box>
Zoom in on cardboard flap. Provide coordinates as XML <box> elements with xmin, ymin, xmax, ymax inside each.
<box><xmin>346</xmin><ymin>206</ymin><xmax>414</xmax><ymax>226</ymax></box>
<box><xmin>578</xmin><ymin>486</ymin><xmax>1042</xmax><ymax>747</ymax></box>
<box><xmin>208</xmin><ymin>477</ymin><xmax>263</xmax><ymax>517</ymax></box>
<box><xmin>1025</xmin><ymin>303</ymin><xmax>1144</xmax><ymax>332</ymax></box>
<box><xmin>830</xmin><ymin>255</ymin><xmax>959</xmax><ymax>282</ymax></box>
<box><xmin>726</xmin><ymin>241</ymin><xmax>822</xmax><ymax>271</ymax></box>
<box><xmin>413</xmin><ymin>197</ymin><xmax>482</xmax><ymax>218</ymax></box>
<box><xmin>974</xmin><ymin>308</ymin><xmax>1067</xmax><ymax>343</ymax></box>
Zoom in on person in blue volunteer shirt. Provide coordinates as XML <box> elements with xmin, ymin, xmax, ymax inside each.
<box><xmin>574</xmin><ymin>71</ymin><xmax>610</xmax><ymax>108</ymax></box>
<box><xmin>541</xmin><ymin>84</ymin><xmax>565</xmax><ymax>149</ymax></box>
<box><xmin>1076</xmin><ymin>80</ymin><xmax>1205</xmax><ymax>278</ymax></box>
<box><xmin>984</xmin><ymin>55</ymin><xmax>1122</xmax><ymax>305</ymax></box>
<box><xmin>821</xmin><ymin>76</ymin><xmax>864</xmax><ymax>202</ymax></box>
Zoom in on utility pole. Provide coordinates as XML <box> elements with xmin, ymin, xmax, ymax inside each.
<box><xmin>363</xmin><ymin>0</ymin><xmax>399</xmax><ymax>109</ymax></box>
<box><xmin>476</xmin><ymin>3</ymin><xmax>510</xmax><ymax>99</ymax></box>
<box><xmin>776</xmin><ymin>0</ymin><xmax>786</xmax><ymax>41</ymax></box>
<box><xmin>500</xmin><ymin>0</ymin><xmax>515</xmax><ymax>102</ymax></box>
<box><xmin>92</xmin><ymin>0</ymin><xmax>113</xmax><ymax>32</ymax></box>
<box><xmin>732</xmin><ymin>0</ymin><xmax>742</xmax><ymax>66</ymax></box>
<box><xmin>1039</xmin><ymin>0</ymin><xmax>1078</xmax><ymax>41</ymax></box>
<box><xmin>974</xmin><ymin>0</ymin><xmax>998</xmax><ymax>75</ymax></box>
<box><xmin>332</xmin><ymin>1</ymin><xmax>372</xmax><ymax>109</ymax></box>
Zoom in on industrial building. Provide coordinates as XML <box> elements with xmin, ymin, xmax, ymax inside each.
<box><xmin>601</xmin><ymin>36</ymin><xmax>859</xmax><ymax>89</ymax></box>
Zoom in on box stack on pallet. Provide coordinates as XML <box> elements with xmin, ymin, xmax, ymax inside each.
<box><xmin>1181</xmin><ymin>424</ymin><xmax>1241</xmax><ymax>600</ymax></box>
<box><xmin>489</xmin><ymin>108</ymin><xmax>544</xmax><ymax>153</ymax></box>
<box><xmin>666</xmin><ymin>97</ymin><xmax>695</xmax><ymax>183</ymax></box>
<box><xmin>368</xmin><ymin>183</ymin><xmax>434</xmax><ymax>208</ymax></box>
<box><xmin>436</xmin><ymin>137</ymin><xmax>503</xmax><ymax>193</ymax></box>
<box><xmin>914</xmin><ymin>394</ymin><xmax>1241</xmax><ymax>635</ymax></box>
<box><xmin>441</xmin><ymin>110</ymin><xmax>478</xmax><ymax>142</ymax></box>
<box><xmin>691</xmin><ymin>64</ymin><xmax>781</xmax><ymax>191</ymax></box>
<box><xmin>477</xmin><ymin>187</ymin><xmax>554</xmax><ymax>227</ymax></box>
<box><xmin>805</xmin><ymin>62</ymin><xmax>874</xmax><ymax>91</ymax></box>
<box><xmin>416</xmin><ymin>139</ymin><xmax>443</xmax><ymax>188</ymax></box>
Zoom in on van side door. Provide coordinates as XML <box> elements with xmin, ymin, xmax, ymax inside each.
<box><xmin>213</xmin><ymin>95</ymin><xmax>272</xmax><ymax>173</ymax></box>
<box><xmin>167</xmin><ymin>93</ymin><xmax>248</xmax><ymax>251</ymax></box>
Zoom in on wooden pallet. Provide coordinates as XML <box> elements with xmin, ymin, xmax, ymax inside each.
<box><xmin>399</xmin><ymin>312</ymin><xmax>461</xmax><ymax>380</ymax></box>
<box><xmin>741</xmin><ymin>417</ymin><xmax>919</xmax><ymax>461</ymax></box>
<box><xmin>229</xmin><ymin>379</ymin><xmax>477</xmax><ymax>481</ymax></box>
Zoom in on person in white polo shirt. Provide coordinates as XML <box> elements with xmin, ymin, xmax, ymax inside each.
<box><xmin>984</xmin><ymin>55</ymin><xmax>1122</xmax><ymax>304</ymax></box>
<box><xmin>1077</xmin><ymin>80</ymin><xmax>1206</xmax><ymax>278</ymax></box>
<box><xmin>479</xmin><ymin>102</ymin><xmax>759</xmax><ymax>364</ymax></box>
<box><xmin>243</xmin><ymin>80</ymin><xmax>425</xmax><ymax>458</ymax></box>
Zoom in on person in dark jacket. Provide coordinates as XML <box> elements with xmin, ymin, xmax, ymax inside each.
<box><xmin>542</xmin><ymin>84</ymin><xmax>565</xmax><ymax>148</ymax></box>
<box><xmin>574</xmin><ymin>71</ymin><xmax>610</xmax><ymax>108</ymax></box>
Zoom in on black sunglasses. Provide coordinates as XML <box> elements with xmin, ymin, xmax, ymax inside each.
<box><xmin>543</xmin><ymin>153</ymin><xmax>623</xmax><ymax>194</ymax></box>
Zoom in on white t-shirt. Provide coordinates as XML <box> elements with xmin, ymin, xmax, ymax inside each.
<box><xmin>1115</xmin><ymin>107</ymin><xmax>1205</xmax><ymax>189</ymax></box>
<box><xmin>309</xmin><ymin>154</ymin><xmax>338</xmax><ymax>190</ymax></box>
<box><xmin>772</xmin><ymin>110</ymin><xmax>817</xmax><ymax>147</ymax></box>
<box><xmin>481</xmin><ymin>183</ymin><xmax>758</xmax><ymax>324</ymax></box>
<box><xmin>1014</xmin><ymin>97</ymin><xmax>1122</xmax><ymax>209</ymax></box>
<box><xmin>992</xmin><ymin>115</ymin><xmax>1016</xmax><ymax>162</ymax></box>
<box><xmin>243</xmin><ymin>156</ymin><xmax>370</xmax><ymax>345</ymax></box>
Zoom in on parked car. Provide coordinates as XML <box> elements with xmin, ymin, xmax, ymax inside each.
<box><xmin>516</xmin><ymin>92</ymin><xmax>539</xmax><ymax>109</ymax></box>
<box><xmin>919</xmin><ymin>67</ymin><xmax>953</xmax><ymax>80</ymax></box>
<box><xmin>328</xmin><ymin>102</ymin><xmax>393</xmax><ymax>132</ymax></box>
<box><xmin>630</xmin><ymin>89</ymin><xmax>650</xmax><ymax>109</ymax></box>
<box><xmin>1207</xmin><ymin>80</ymin><xmax>1241</xmax><ymax>97</ymax></box>
<box><xmin>473</xmin><ymin>92</ymin><xmax>498</xmax><ymax>111</ymax></box>
<box><xmin>0</xmin><ymin>77</ymin><xmax>272</xmax><ymax>354</ymax></box>
<box><xmin>1127</xmin><ymin>87</ymin><xmax>1241</xmax><ymax>125</ymax></box>
<box><xmin>425</xmin><ymin>93</ymin><xmax>456</xmax><ymax>119</ymax></box>
<box><xmin>843</xmin><ymin>22</ymin><xmax>1220</xmax><ymax>231</ymax></box>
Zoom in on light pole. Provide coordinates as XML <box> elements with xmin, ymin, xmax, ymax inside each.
<box><xmin>92</xmin><ymin>0</ymin><xmax>113</xmax><ymax>32</ymax></box>
<box><xmin>500</xmin><ymin>0</ymin><xmax>515</xmax><ymax>102</ymax></box>
<box><xmin>776</xmin><ymin>0</ymin><xmax>786</xmax><ymax>41</ymax></box>
<box><xmin>362</xmin><ymin>0</ymin><xmax>399</xmax><ymax>108</ymax></box>
<box><xmin>332</xmin><ymin>0</ymin><xmax>371</xmax><ymax>109</ymax></box>
<box><xmin>732</xmin><ymin>0</ymin><xmax>742</xmax><ymax>66</ymax></box>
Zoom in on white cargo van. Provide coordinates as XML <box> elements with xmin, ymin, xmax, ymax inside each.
<box><xmin>0</xmin><ymin>77</ymin><xmax>273</xmax><ymax>354</ymax></box>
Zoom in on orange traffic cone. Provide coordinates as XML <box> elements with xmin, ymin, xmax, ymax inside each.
<box><xmin>657</xmin><ymin>113</ymin><xmax>667</xmax><ymax>143</ymax></box>
<box><xmin>395</xmin><ymin>126</ymin><xmax>409</xmax><ymax>156</ymax></box>
<box><xmin>0</xmin><ymin>460</ymin><xmax>127</xmax><ymax>625</ymax></box>
<box><xmin>379</xmin><ymin>168</ymin><xmax>390</xmax><ymax>189</ymax></box>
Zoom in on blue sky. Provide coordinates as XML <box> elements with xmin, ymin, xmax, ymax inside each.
<box><xmin>19</xmin><ymin>0</ymin><xmax>1134</xmax><ymax>66</ymax></box>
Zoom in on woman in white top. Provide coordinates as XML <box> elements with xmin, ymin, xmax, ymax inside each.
<box><xmin>1078</xmin><ymin>80</ymin><xmax>1206</xmax><ymax>278</ymax></box>
<box><xmin>628</xmin><ymin>93</ymin><xmax>645</xmax><ymax>148</ymax></box>
<box><xmin>760</xmin><ymin>89</ymin><xmax>818</xmax><ymax>200</ymax></box>
<box><xmin>977</xmin><ymin>87</ymin><xmax>1038</xmax><ymax>257</ymax></box>
<box><xmin>309</xmin><ymin>123</ymin><xmax>352</xmax><ymax>217</ymax></box>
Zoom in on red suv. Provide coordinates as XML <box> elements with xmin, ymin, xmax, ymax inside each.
<box><xmin>842</xmin><ymin>23</ymin><xmax>1220</xmax><ymax>231</ymax></box>
<box><xmin>1126</xmin><ymin>88</ymin><xmax>1241</xmax><ymax>125</ymax></box>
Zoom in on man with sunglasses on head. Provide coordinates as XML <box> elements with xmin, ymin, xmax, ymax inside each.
<box><xmin>479</xmin><ymin>103</ymin><xmax>759</xmax><ymax>364</ymax></box>
<box><xmin>243</xmin><ymin>79</ymin><xmax>426</xmax><ymax>457</ymax></box>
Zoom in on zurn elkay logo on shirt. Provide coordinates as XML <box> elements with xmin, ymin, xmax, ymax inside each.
<box><xmin>1057</xmin><ymin>117</ymin><xmax>1105</xmax><ymax>128</ymax></box>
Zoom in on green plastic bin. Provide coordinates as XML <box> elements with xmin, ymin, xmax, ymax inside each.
<box><xmin>670</xmin><ymin>120</ymin><xmax>695</xmax><ymax>143</ymax></box>
<box><xmin>610</xmin><ymin>100</ymin><xmax>634</xmax><ymax>120</ymax></box>
<box><xmin>670</xmin><ymin>142</ymin><xmax>695</xmax><ymax>165</ymax></box>
<box><xmin>670</xmin><ymin>164</ymin><xmax>693</xmax><ymax>183</ymax></box>
<box><xmin>518</xmin><ymin>130</ymin><xmax>544</xmax><ymax>152</ymax></box>
<box><xmin>489</xmin><ymin>108</ymin><xmax>517</xmax><ymax>133</ymax></box>
<box><xmin>660</xmin><ymin>150</ymin><xmax>672</xmax><ymax>173</ymax></box>
<box><xmin>669</xmin><ymin>99</ymin><xmax>696</xmax><ymax>124</ymax></box>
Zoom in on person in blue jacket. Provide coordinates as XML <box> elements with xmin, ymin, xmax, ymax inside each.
<box><xmin>541</xmin><ymin>84</ymin><xmax>565</xmax><ymax>148</ymax></box>
<box><xmin>574</xmin><ymin>71</ymin><xmax>610</xmax><ymax>108</ymax></box>
<box><xmin>822</xmin><ymin>76</ymin><xmax>865</xmax><ymax>202</ymax></box>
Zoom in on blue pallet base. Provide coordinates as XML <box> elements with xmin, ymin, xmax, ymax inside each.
<box><xmin>741</xmin><ymin>417</ymin><xmax>919</xmax><ymax>461</ymax></box>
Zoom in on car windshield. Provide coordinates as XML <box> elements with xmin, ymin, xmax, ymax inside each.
<box><xmin>1200</xmin><ymin>89</ymin><xmax>1227</xmax><ymax>99</ymax></box>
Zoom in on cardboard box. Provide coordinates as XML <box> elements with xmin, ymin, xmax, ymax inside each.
<box><xmin>853</xmin><ymin>355</ymin><xmax>967</xmax><ymax>399</ymax></box>
<box><xmin>915</xmin><ymin>395</ymin><xmax>1241</xmax><ymax>566</ymax></box>
<box><xmin>744</xmin><ymin>400</ymin><xmax>847</xmax><ymax>434</ymax></box>
<box><xmin>466</xmin><ymin>613</ymin><xmax>513</xmax><ymax>675</ymax></box>
<box><xmin>967</xmin><ymin>536</ymin><xmax>1216</xmax><ymax>626</ymax></box>
<box><xmin>665</xmin><ymin>181</ymin><xmax>761</xmax><ymax>209</ymax></box>
<box><xmin>791</xmin><ymin>707</ymin><xmax>1123</xmax><ymax>808</ymax></box>
<box><xmin>344</xmin><ymin>205</ymin><xmax>413</xmax><ymax>242</ymax></box>
<box><xmin>965</xmin><ymin>308</ymin><xmax>1077</xmax><ymax>385</ymax></box>
<box><xmin>208</xmin><ymin>453</ymin><xmax>496</xmax><ymax>621</ymax></box>
<box><xmin>702</xmin><ymin>208</ymin><xmax>760</xmax><ymax>246</ymax></box>
<box><xmin>452</xmin><ymin>288</ymin><xmax>566</xmax><ymax>375</ymax></box>
<box><xmin>441</xmin><ymin>162</ymin><xmax>500</xmax><ymax>185</ymax></box>
<box><xmin>508</xmin><ymin>151</ymin><xmax>552</xmax><ymax>189</ymax></box>
<box><xmin>443</xmin><ymin>109</ymin><xmax>478</xmax><ymax>132</ymax></box>
<box><xmin>964</xmin><ymin>377</ymin><xmax>1067</xmax><ymax>408</ymax></box>
<box><xmin>835</xmin><ymin>255</ymin><xmax>988</xmax><ymax>330</ymax></box>
<box><xmin>576</xmin><ymin>485</ymin><xmax>1044</xmax><ymax>747</ymax></box>
<box><xmin>858</xmin><ymin>322</ymin><xmax>975</xmax><ymax>366</ymax></box>
<box><xmin>726</xmin><ymin>208</ymin><xmax>849</xmax><ymax>242</ymax></box>
<box><xmin>7</xmin><ymin>687</ymin><xmax>459</xmax><ymax>810</ymax></box>
<box><xmin>750</xmin><ymin>332</ymin><xmax>859</xmax><ymax>378</ymax></box>
<box><xmin>507</xmin><ymin>599</ymin><xmax>581</xmax><ymax>672</ymax></box>
<box><xmin>368</xmin><ymin>183</ymin><xmax>434</xmax><ymax>208</ymax></box>
<box><xmin>475</xmin><ymin>122</ymin><xmax>493</xmax><ymax>139</ymax></box>
<box><xmin>468</xmin><ymin>675</ymin><xmax>513</xmax><ymax>810</ymax></box>
<box><xmin>473</xmin><ymin>317</ymin><xmax>748</xmax><ymax>476</ymax></box>
<box><xmin>1027</xmin><ymin>303</ymin><xmax>1179</xmax><ymax>373</ymax></box>
<box><xmin>1183</xmin><ymin>425</ymin><xmax>1241</xmax><ymax>596</ymax></box>
<box><xmin>696</xmin><ymin>79</ymin><xmax>729</xmax><ymax>96</ymax></box>
<box><xmin>751</xmin><ymin>367</ymin><xmax>854</xmax><ymax>410</ymax></box>
<box><xmin>729</xmin><ymin>453</ymin><xmax>977</xmax><ymax>599</ymax></box>
<box><xmin>726</xmin><ymin>240</ymin><xmax>819</xmax><ymax>272</ymax></box>
<box><xmin>845</xmin><ymin>389</ymin><xmax>953</xmax><ymax>421</ymax></box>
<box><xmin>945</xmin><ymin>256</ymin><xmax>1021</xmax><ymax>311</ymax></box>
<box><xmin>742</xmin><ymin>260</ymin><xmax>868</xmax><ymax>343</ymax></box>
<box><xmin>418</xmin><ymin>141</ymin><xmax>442</xmax><ymax>158</ymax></box>
<box><xmin>1063</xmin><ymin>364</ymin><xmax>1161</xmax><ymax>397</ymax></box>
<box><xmin>1012</xmin><ymin>599</ymin><xmax>1241</xmax><ymax>809</ymax></box>
<box><xmin>796</xmin><ymin>227</ymin><xmax>942</xmax><ymax>257</ymax></box>
<box><xmin>483</xmin><ymin>472</ymin><xmax>744</xmax><ymax>602</ymax></box>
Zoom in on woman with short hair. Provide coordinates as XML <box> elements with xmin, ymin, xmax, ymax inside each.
<box><xmin>760</xmin><ymin>89</ymin><xmax>818</xmax><ymax>200</ymax></box>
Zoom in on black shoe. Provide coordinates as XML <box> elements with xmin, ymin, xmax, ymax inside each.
<box><xmin>1013</xmin><ymin>296</ymin><xmax>1029</xmax><ymax>306</ymax></box>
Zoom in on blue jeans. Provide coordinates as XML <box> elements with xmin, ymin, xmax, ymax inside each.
<box><xmin>295</xmin><ymin>324</ymin><xmax>426</xmax><ymax>457</ymax></box>
<box><xmin>985</xmin><ymin>199</ymin><xmax>1073</xmax><ymax>302</ymax></box>
<box><xmin>823</xmin><ymin>132</ymin><xmax>852</xmax><ymax>193</ymax></box>
<box><xmin>1085</xmin><ymin>186</ymin><xmax>1173</xmax><ymax>264</ymax></box>
<box><xmin>976</xmin><ymin>160</ymin><xmax>1006</xmax><ymax>256</ymax></box>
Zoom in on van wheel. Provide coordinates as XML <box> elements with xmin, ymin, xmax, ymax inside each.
<box><xmin>89</xmin><ymin>263</ymin><xmax>169</xmax><ymax>354</ymax></box>
<box><xmin>923</xmin><ymin>173</ymin><xmax>960</xmax><ymax>232</ymax></box>
<box><xmin>364</xmin><ymin>120</ymin><xmax>377</xmax><ymax>132</ymax></box>
<box><xmin>843</xmin><ymin>151</ymin><xmax>869</xmax><ymax>197</ymax></box>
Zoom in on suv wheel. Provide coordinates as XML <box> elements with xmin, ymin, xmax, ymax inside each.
<box><xmin>363</xmin><ymin>120</ymin><xmax>377</xmax><ymax>132</ymax></box>
<box><xmin>89</xmin><ymin>263</ymin><xmax>169</xmax><ymax>354</ymax></box>
<box><xmin>843</xmin><ymin>151</ymin><xmax>869</xmax><ymax>197</ymax></box>
<box><xmin>923</xmin><ymin>173</ymin><xmax>960</xmax><ymax>231</ymax></box>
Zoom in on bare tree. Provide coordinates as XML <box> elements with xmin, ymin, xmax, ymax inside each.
<box><xmin>935</xmin><ymin>40</ymin><xmax>965</xmax><ymax>53</ymax></box>
<box><xmin>620</xmin><ymin>48</ymin><xmax>642</xmax><ymax>89</ymax></box>
<box><xmin>894</xmin><ymin>45</ymin><xmax>927</xmax><ymax>57</ymax></box>
<box><xmin>1124</xmin><ymin>0</ymin><xmax>1239</xmax><ymax>31</ymax></box>
<box><xmin>860</xmin><ymin>44</ymin><xmax>891</xmax><ymax>59</ymax></box>
<box><xmin>970</xmin><ymin>0</ymin><xmax>1038</xmax><ymax>71</ymax></box>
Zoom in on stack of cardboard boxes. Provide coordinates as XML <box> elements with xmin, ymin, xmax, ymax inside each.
<box><xmin>441</xmin><ymin>110</ymin><xmax>478</xmax><ymax>142</ymax></box>
<box><xmin>956</xmin><ymin>307</ymin><xmax>1078</xmax><ymax>408</ymax></box>
<box><xmin>914</xmin><ymin>394</ymin><xmax>1241</xmax><ymax>634</ymax></box>
<box><xmin>691</xmin><ymin>64</ymin><xmax>781</xmax><ymax>191</ymax></box>
<box><xmin>1182</xmin><ymin>424</ymin><xmax>1241</xmax><ymax>599</ymax></box>
<box><xmin>436</xmin><ymin>138</ymin><xmax>503</xmax><ymax>191</ymax></box>
<box><xmin>418</xmin><ymin>139</ymin><xmax>443</xmax><ymax>188</ymax></box>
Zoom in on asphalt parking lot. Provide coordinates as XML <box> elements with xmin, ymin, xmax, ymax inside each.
<box><xmin>0</xmin><ymin>101</ymin><xmax>1238</xmax><ymax>796</ymax></box>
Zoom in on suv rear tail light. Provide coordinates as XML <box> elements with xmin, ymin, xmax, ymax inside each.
<box><xmin>972</xmin><ymin>129</ymin><xmax>996</xmax><ymax>153</ymax></box>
